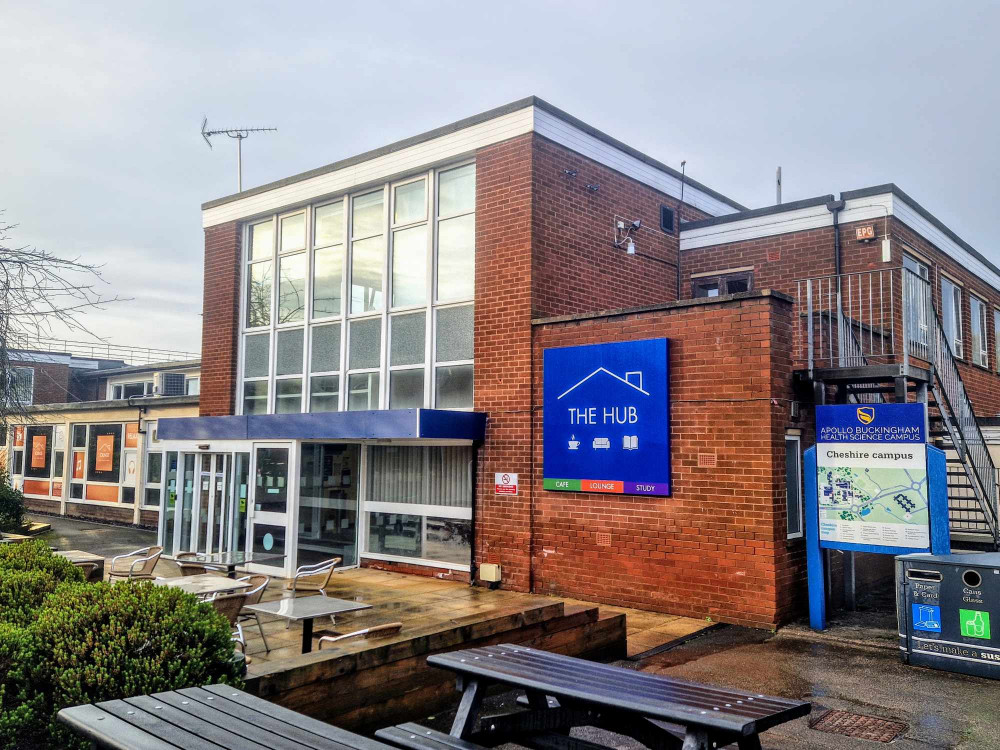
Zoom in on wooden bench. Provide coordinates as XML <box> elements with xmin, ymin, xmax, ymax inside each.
<box><xmin>386</xmin><ymin>644</ymin><xmax>810</xmax><ymax>750</ymax></box>
<box><xmin>57</xmin><ymin>684</ymin><xmax>398</xmax><ymax>750</ymax></box>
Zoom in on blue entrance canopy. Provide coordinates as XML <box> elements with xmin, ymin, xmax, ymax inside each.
<box><xmin>158</xmin><ymin>409</ymin><xmax>486</xmax><ymax>442</ymax></box>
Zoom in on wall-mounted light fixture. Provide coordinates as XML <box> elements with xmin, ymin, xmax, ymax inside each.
<box><xmin>613</xmin><ymin>216</ymin><xmax>641</xmax><ymax>254</ymax></box>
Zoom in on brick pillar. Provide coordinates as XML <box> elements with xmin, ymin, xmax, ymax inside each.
<box><xmin>201</xmin><ymin>222</ymin><xmax>241</xmax><ymax>417</ymax></box>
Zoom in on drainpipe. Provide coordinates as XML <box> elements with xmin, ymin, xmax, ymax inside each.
<box><xmin>826</xmin><ymin>200</ymin><xmax>845</xmax><ymax>277</ymax></box>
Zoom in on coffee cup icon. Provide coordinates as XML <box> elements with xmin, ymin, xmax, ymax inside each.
<box><xmin>568</xmin><ymin>435</ymin><xmax>580</xmax><ymax>450</ymax></box>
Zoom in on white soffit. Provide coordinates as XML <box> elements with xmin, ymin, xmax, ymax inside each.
<box><xmin>202</xmin><ymin>105</ymin><xmax>740</xmax><ymax>228</ymax></box>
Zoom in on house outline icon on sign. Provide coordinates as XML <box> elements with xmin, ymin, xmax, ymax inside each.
<box><xmin>557</xmin><ymin>368</ymin><xmax>649</xmax><ymax>400</ymax></box>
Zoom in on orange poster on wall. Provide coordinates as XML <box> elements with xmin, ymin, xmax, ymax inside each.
<box><xmin>72</xmin><ymin>451</ymin><xmax>84</xmax><ymax>479</ymax></box>
<box><xmin>124</xmin><ymin>423</ymin><xmax>140</xmax><ymax>448</ymax></box>
<box><xmin>30</xmin><ymin>435</ymin><xmax>47</xmax><ymax>468</ymax></box>
<box><xmin>13</xmin><ymin>426</ymin><xmax>24</xmax><ymax>447</ymax></box>
<box><xmin>95</xmin><ymin>435</ymin><xmax>115</xmax><ymax>472</ymax></box>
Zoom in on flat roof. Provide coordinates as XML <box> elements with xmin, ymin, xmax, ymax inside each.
<box><xmin>202</xmin><ymin>96</ymin><xmax>746</xmax><ymax>218</ymax></box>
<box><xmin>77</xmin><ymin>358</ymin><xmax>201</xmax><ymax>379</ymax></box>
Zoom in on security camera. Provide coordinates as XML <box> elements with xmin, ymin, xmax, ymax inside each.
<box><xmin>631</xmin><ymin>219</ymin><xmax>641</xmax><ymax>230</ymax></box>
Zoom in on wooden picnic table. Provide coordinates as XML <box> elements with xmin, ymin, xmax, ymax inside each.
<box><xmin>57</xmin><ymin>684</ymin><xmax>397</xmax><ymax>750</ymax></box>
<box><xmin>377</xmin><ymin>644</ymin><xmax>811</xmax><ymax>750</ymax></box>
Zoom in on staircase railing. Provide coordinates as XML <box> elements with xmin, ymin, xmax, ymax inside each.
<box><xmin>905</xmin><ymin>268</ymin><xmax>1000</xmax><ymax>543</ymax></box>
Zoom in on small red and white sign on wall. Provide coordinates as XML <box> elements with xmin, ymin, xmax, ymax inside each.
<box><xmin>495</xmin><ymin>473</ymin><xmax>519</xmax><ymax>495</ymax></box>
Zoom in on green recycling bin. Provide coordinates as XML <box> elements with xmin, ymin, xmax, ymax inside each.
<box><xmin>896</xmin><ymin>552</ymin><xmax>1000</xmax><ymax>679</ymax></box>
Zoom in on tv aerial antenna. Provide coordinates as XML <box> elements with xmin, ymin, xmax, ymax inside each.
<box><xmin>201</xmin><ymin>117</ymin><xmax>277</xmax><ymax>192</ymax></box>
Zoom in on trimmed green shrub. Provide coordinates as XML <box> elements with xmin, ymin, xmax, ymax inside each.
<box><xmin>0</xmin><ymin>542</ymin><xmax>84</xmax><ymax>627</ymax></box>
<box><xmin>0</xmin><ymin>540</ymin><xmax>84</xmax><ymax>581</ymax></box>
<box><xmin>0</xmin><ymin>467</ymin><xmax>25</xmax><ymax>533</ymax></box>
<box><xmin>13</xmin><ymin>581</ymin><xmax>243</xmax><ymax>749</ymax></box>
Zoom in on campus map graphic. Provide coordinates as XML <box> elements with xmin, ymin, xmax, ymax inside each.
<box><xmin>817</xmin><ymin>462</ymin><xmax>930</xmax><ymax>547</ymax></box>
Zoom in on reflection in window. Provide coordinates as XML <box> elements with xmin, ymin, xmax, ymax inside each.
<box><xmin>275</xmin><ymin>378</ymin><xmax>302</xmax><ymax>414</ymax></box>
<box><xmin>351</xmin><ymin>236</ymin><xmax>385</xmax><ymax>313</ymax></box>
<box><xmin>437</xmin><ymin>214</ymin><xmax>474</xmax><ymax>301</ymax></box>
<box><xmin>247</xmin><ymin>261</ymin><xmax>273</xmax><ymax>327</ymax></box>
<box><xmin>348</xmin><ymin>373</ymin><xmax>379</xmax><ymax>410</ymax></box>
<box><xmin>391</xmin><ymin>225</ymin><xmax>427</xmax><ymax>307</ymax></box>
<box><xmin>280</xmin><ymin>213</ymin><xmax>305</xmax><ymax>253</ymax></box>
<box><xmin>310</xmin><ymin>375</ymin><xmax>340</xmax><ymax>412</ymax></box>
<box><xmin>249</xmin><ymin>221</ymin><xmax>273</xmax><ymax>261</ymax></box>
<box><xmin>313</xmin><ymin>245</ymin><xmax>343</xmax><ymax>318</ymax></box>
<box><xmin>436</xmin><ymin>365</ymin><xmax>473</xmax><ymax>409</ymax></box>
<box><xmin>394</xmin><ymin>180</ymin><xmax>426</xmax><ymax>225</ymax></box>
<box><xmin>278</xmin><ymin>253</ymin><xmax>307</xmax><ymax>323</ymax></box>
<box><xmin>243</xmin><ymin>381</ymin><xmax>269</xmax><ymax>415</ymax></box>
<box><xmin>314</xmin><ymin>202</ymin><xmax>344</xmax><ymax>248</ymax></box>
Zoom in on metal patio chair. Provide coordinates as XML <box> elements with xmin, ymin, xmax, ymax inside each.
<box><xmin>236</xmin><ymin>575</ymin><xmax>271</xmax><ymax>653</ymax></box>
<box><xmin>75</xmin><ymin>561</ymin><xmax>102</xmax><ymax>582</ymax></box>
<box><xmin>317</xmin><ymin>622</ymin><xmax>403</xmax><ymax>649</ymax></box>
<box><xmin>175</xmin><ymin>551</ymin><xmax>225</xmax><ymax>577</ymax></box>
<box><xmin>210</xmin><ymin>591</ymin><xmax>249</xmax><ymax>655</ymax></box>
<box><xmin>107</xmin><ymin>546</ymin><xmax>162</xmax><ymax>582</ymax></box>
<box><xmin>284</xmin><ymin>557</ymin><xmax>341</xmax><ymax>597</ymax></box>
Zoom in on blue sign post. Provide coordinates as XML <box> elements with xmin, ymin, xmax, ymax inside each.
<box><xmin>543</xmin><ymin>338</ymin><xmax>670</xmax><ymax>496</ymax></box>
<box><xmin>806</xmin><ymin>402</ymin><xmax>950</xmax><ymax>629</ymax></box>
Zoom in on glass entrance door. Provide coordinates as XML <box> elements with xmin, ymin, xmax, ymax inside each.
<box><xmin>162</xmin><ymin>452</ymin><xmax>237</xmax><ymax>557</ymax></box>
<box><xmin>195</xmin><ymin>453</ymin><xmax>232</xmax><ymax>555</ymax></box>
<box><xmin>248</xmin><ymin>445</ymin><xmax>290</xmax><ymax>574</ymax></box>
<box><xmin>298</xmin><ymin>444</ymin><xmax>360</xmax><ymax>567</ymax></box>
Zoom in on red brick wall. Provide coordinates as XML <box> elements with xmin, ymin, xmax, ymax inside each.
<box><xmin>530</xmin><ymin>135</ymin><xmax>709</xmax><ymax>317</ymax></box>
<box><xmin>510</xmin><ymin>293</ymin><xmax>798</xmax><ymax>628</ymax></box>
<box><xmin>201</xmin><ymin>222</ymin><xmax>242</xmax><ymax>417</ymax></box>
<box><xmin>11</xmin><ymin>361</ymin><xmax>72</xmax><ymax>405</ymax></box>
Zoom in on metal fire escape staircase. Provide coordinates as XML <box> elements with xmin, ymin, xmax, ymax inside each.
<box><xmin>797</xmin><ymin>268</ymin><xmax>999</xmax><ymax>550</ymax></box>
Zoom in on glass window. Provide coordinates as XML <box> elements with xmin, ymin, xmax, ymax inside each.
<box><xmin>311</xmin><ymin>323</ymin><xmax>341</xmax><ymax>373</ymax></box>
<box><xmin>247</xmin><ymin>261</ymin><xmax>273</xmax><ymax>327</ymax></box>
<box><xmin>390</xmin><ymin>312</ymin><xmax>425</xmax><ymax>366</ymax></box>
<box><xmin>310</xmin><ymin>375</ymin><xmax>340</xmax><ymax>412</ymax></box>
<box><xmin>254</xmin><ymin>447</ymin><xmax>289</xmax><ymax>514</ymax></box>
<box><xmin>391</xmin><ymin>225</ymin><xmax>427</xmax><ymax>307</ymax></box>
<box><xmin>243</xmin><ymin>381</ymin><xmax>269</xmax><ymax>415</ymax></box>
<box><xmin>995</xmin><ymin>309</ymin><xmax>1000</xmax><ymax>374</ymax></box>
<box><xmin>144</xmin><ymin>488</ymin><xmax>162</xmax><ymax>507</ymax></box>
<box><xmin>438</xmin><ymin>164</ymin><xmax>475</xmax><ymax>218</ymax></box>
<box><xmin>86</xmin><ymin>424</ymin><xmax>122</xmax><ymax>483</ymax></box>
<box><xmin>146</xmin><ymin>452</ymin><xmax>163</xmax><ymax>484</ymax></box>
<box><xmin>786</xmin><ymin>435</ymin><xmax>803</xmax><ymax>538</ymax></box>
<box><xmin>313</xmin><ymin>244</ymin><xmax>344</xmax><ymax>318</ymax></box>
<box><xmin>941</xmin><ymin>277</ymin><xmax>963</xmax><ymax>358</ymax></box>
<box><xmin>112</xmin><ymin>384</ymin><xmax>123</xmax><ymax>400</ymax></box>
<box><xmin>275</xmin><ymin>328</ymin><xmax>304</xmax><ymax>376</ymax></box>
<box><xmin>390</xmin><ymin>369</ymin><xmax>424</xmax><ymax>408</ymax></box>
<box><xmin>122</xmin><ymin>382</ymin><xmax>148</xmax><ymax>399</ymax></box>
<box><xmin>352</xmin><ymin>190</ymin><xmax>384</xmax><ymax>239</ymax></box>
<box><xmin>694</xmin><ymin>282</ymin><xmax>720</xmax><ymax>298</ymax></box>
<box><xmin>314</xmin><ymin>202</ymin><xmax>344</xmax><ymax>248</ymax></box>
<box><xmin>349</xmin><ymin>318</ymin><xmax>382</xmax><ymax>370</ymax></box>
<box><xmin>280</xmin><ymin>213</ymin><xmax>305</xmax><ymax>253</ymax></box>
<box><xmin>72</xmin><ymin>425</ymin><xmax>87</xmax><ymax>448</ymax></box>
<box><xmin>436</xmin><ymin>305</ymin><xmax>473</xmax><ymax>362</ymax></box>
<box><xmin>185</xmin><ymin>377</ymin><xmax>200</xmax><ymax>396</ymax></box>
<box><xmin>70</xmin><ymin>482</ymin><xmax>83</xmax><ymax>499</ymax></box>
<box><xmin>277</xmin><ymin>253</ymin><xmax>307</xmax><ymax>323</ymax></box>
<box><xmin>347</xmin><ymin>373</ymin><xmax>379</xmax><ymax>410</ymax></box>
<box><xmin>350</xmin><ymin>236</ymin><xmax>385</xmax><ymax>313</ymax></box>
<box><xmin>249</xmin><ymin>221</ymin><xmax>273</xmax><ymax>261</ymax></box>
<box><xmin>298</xmin><ymin>444</ymin><xmax>360</xmax><ymax>567</ymax></box>
<box><xmin>53</xmin><ymin>451</ymin><xmax>64</xmax><ymax>478</ymax></box>
<box><xmin>394</xmin><ymin>179</ymin><xmax>426</xmax><ymax>225</ymax></box>
<box><xmin>244</xmin><ymin>333</ymin><xmax>270</xmax><ymax>379</ymax></box>
<box><xmin>367</xmin><ymin>512</ymin><xmax>423</xmax><ymax>558</ymax></box>
<box><xmin>11</xmin><ymin>367</ymin><xmax>33</xmax><ymax>406</ymax></box>
<box><xmin>435</xmin><ymin>364</ymin><xmax>473</xmax><ymax>409</ymax></box>
<box><xmin>275</xmin><ymin>378</ymin><xmax>303</xmax><ymax>414</ymax></box>
<box><xmin>971</xmin><ymin>295</ymin><xmax>988</xmax><ymax>367</ymax></box>
<box><xmin>24</xmin><ymin>425</ymin><xmax>53</xmax><ymax>479</ymax></box>
<box><xmin>437</xmin><ymin>214</ymin><xmax>474</xmax><ymax>301</ymax></box>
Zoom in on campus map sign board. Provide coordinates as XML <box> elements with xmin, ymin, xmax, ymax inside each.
<box><xmin>543</xmin><ymin>338</ymin><xmax>670</xmax><ymax>496</ymax></box>
<box><xmin>816</xmin><ymin>403</ymin><xmax>929</xmax><ymax>550</ymax></box>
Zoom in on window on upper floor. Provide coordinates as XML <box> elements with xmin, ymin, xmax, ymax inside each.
<box><xmin>941</xmin><ymin>277</ymin><xmax>963</xmax><ymax>359</ymax></box>
<box><xmin>111</xmin><ymin>381</ymin><xmax>153</xmax><ymax>400</ymax></box>
<box><xmin>10</xmin><ymin>367</ymin><xmax>34</xmax><ymax>406</ymax></box>
<box><xmin>185</xmin><ymin>377</ymin><xmax>200</xmax><ymax>396</ymax></box>
<box><xmin>239</xmin><ymin>162</ymin><xmax>475</xmax><ymax>415</ymax></box>
<box><xmin>691</xmin><ymin>270</ymin><xmax>753</xmax><ymax>299</ymax></box>
<box><xmin>970</xmin><ymin>294</ymin><xmax>989</xmax><ymax>367</ymax></box>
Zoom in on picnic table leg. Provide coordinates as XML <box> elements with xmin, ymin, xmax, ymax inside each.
<box><xmin>681</xmin><ymin>728</ymin><xmax>709</xmax><ymax>750</ymax></box>
<box><xmin>450</xmin><ymin>679</ymin><xmax>484</xmax><ymax>739</ymax></box>
<box><xmin>302</xmin><ymin>617</ymin><xmax>314</xmax><ymax>653</ymax></box>
<box><xmin>736</xmin><ymin>736</ymin><xmax>762</xmax><ymax>750</ymax></box>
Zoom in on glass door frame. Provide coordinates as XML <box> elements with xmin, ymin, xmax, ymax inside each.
<box><xmin>298</xmin><ymin>440</ymin><xmax>363</xmax><ymax>572</ymax></box>
<box><xmin>246</xmin><ymin>441</ymin><xmax>297</xmax><ymax>577</ymax></box>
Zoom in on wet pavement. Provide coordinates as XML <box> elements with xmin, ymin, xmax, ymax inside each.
<box><xmin>32</xmin><ymin>513</ymin><xmax>157</xmax><ymax>561</ymax></box>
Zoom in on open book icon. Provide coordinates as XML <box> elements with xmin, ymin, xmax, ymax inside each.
<box><xmin>623</xmin><ymin>435</ymin><xmax>638</xmax><ymax>450</ymax></box>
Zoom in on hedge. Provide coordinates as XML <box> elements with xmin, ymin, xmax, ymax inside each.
<box><xmin>0</xmin><ymin>545</ymin><xmax>242</xmax><ymax>749</ymax></box>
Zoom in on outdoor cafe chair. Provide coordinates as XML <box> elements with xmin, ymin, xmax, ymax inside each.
<box><xmin>107</xmin><ymin>546</ymin><xmax>162</xmax><ymax>582</ymax></box>
<box><xmin>75</xmin><ymin>561</ymin><xmax>102</xmax><ymax>582</ymax></box>
<box><xmin>175</xmin><ymin>551</ymin><xmax>226</xmax><ymax>577</ymax></box>
<box><xmin>317</xmin><ymin>622</ymin><xmax>403</xmax><ymax>649</ymax></box>
<box><xmin>236</xmin><ymin>575</ymin><xmax>271</xmax><ymax>653</ymax></box>
<box><xmin>210</xmin><ymin>591</ymin><xmax>249</xmax><ymax>655</ymax></box>
<box><xmin>284</xmin><ymin>557</ymin><xmax>341</xmax><ymax>597</ymax></box>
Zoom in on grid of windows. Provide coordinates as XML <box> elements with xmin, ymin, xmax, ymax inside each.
<box><xmin>240</xmin><ymin>163</ymin><xmax>475</xmax><ymax>415</ymax></box>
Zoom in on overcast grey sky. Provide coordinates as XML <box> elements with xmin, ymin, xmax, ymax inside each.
<box><xmin>2</xmin><ymin>1</ymin><xmax>998</xmax><ymax>354</ymax></box>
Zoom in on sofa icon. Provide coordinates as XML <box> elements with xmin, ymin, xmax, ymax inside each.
<box><xmin>592</xmin><ymin>437</ymin><xmax>611</xmax><ymax>450</ymax></box>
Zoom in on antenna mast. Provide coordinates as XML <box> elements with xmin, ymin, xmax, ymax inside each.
<box><xmin>201</xmin><ymin>117</ymin><xmax>277</xmax><ymax>192</ymax></box>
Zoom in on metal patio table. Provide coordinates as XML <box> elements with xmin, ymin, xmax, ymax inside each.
<box><xmin>166</xmin><ymin>550</ymin><xmax>284</xmax><ymax>578</ymax></box>
<box><xmin>380</xmin><ymin>644</ymin><xmax>811</xmax><ymax>750</ymax></box>
<box><xmin>153</xmin><ymin>574</ymin><xmax>251</xmax><ymax>598</ymax></box>
<box><xmin>56</xmin><ymin>550</ymin><xmax>106</xmax><ymax>581</ymax></box>
<box><xmin>57</xmin><ymin>683</ymin><xmax>397</xmax><ymax>749</ymax></box>
<box><xmin>243</xmin><ymin>596</ymin><xmax>372</xmax><ymax>654</ymax></box>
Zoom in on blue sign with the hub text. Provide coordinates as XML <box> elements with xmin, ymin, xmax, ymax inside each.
<box><xmin>543</xmin><ymin>338</ymin><xmax>670</xmax><ymax>496</ymax></box>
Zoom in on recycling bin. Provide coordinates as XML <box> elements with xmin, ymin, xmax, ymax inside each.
<box><xmin>896</xmin><ymin>552</ymin><xmax>1000</xmax><ymax>679</ymax></box>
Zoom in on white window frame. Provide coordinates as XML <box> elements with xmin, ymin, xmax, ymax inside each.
<box><xmin>941</xmin><ymin>276</ymin><xmax>963</xmax><ymax>359</ymax></box>
<box><xmin>236</xmin><ymin>160</ymin><xmax>476</xmax><ymax>416</ymax></box>
<box><xmin>785</xmin><ymin>434</ymin><xmax>803</xmax><ymax>540</ymax></box>
<box><xmin>11</xmin><ymin>366</ymin><xmax>34</xmax><ymax>406</ymax></box>
<box><xmin>970</xmin><ymin>294</ymin><xmax>989</xmax><ymax>367</ymax></box>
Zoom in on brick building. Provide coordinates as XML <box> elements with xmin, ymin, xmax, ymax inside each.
<box><xmin>157</xmin><ymin>96</ymin><xmax>1000</xmax><ymax>628</ymax></box>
